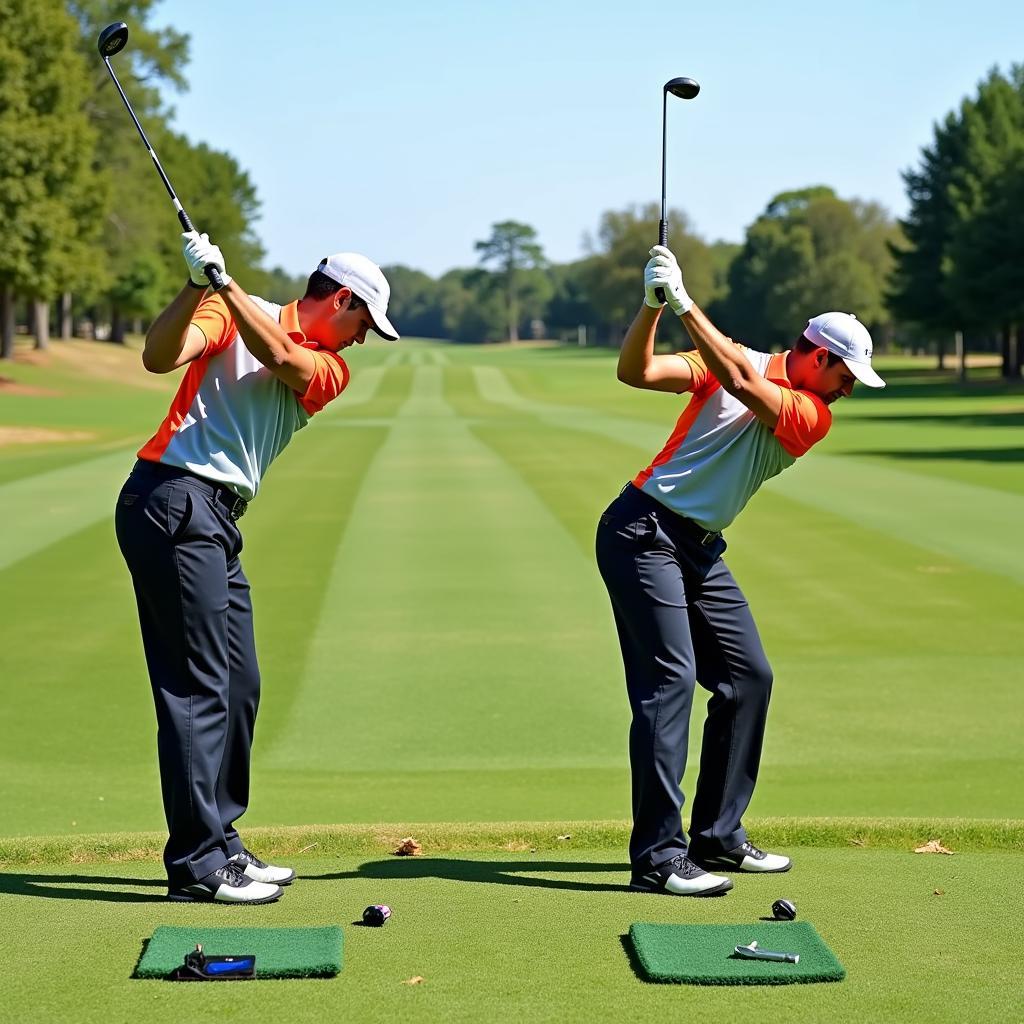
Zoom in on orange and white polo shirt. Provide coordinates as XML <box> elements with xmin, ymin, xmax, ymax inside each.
<box><xmin>138</xmin><ymin>294</ymin><xmax>349</xmax><ymax>500</ymax></box>
<box><xmin>633</xmin><ymin>346</ymin><xmax>831</xmax><ymax>531</ymax></box>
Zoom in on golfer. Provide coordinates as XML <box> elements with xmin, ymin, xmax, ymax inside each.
<box><xmin>115</xmin><ymin>233</ymin><xmax>399</xmax><ymax>904</ymax></box>
<box><xmin>596</xmin><ymin>245</ymin><xmax>884</xmax><ymax>897</ymax></box>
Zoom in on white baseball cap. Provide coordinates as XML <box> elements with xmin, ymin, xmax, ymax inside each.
<box><xmin>804</xmin><ymin>312</ymin><xmax>884</xmax><ymax>388</ymax></box>
<box><xmin>317</xmin><ymin>253</ymin><xmax>399</xmax><ymax>341</ymax></box>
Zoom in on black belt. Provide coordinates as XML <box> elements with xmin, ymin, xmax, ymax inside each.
<box><xmin>133</xmin><ymin>460</ymin><xmax>249</xmax><ymax>521</ymax></box>
<box><xmin>622</xmin><ymin>483</ymin><xmax>721</xmax><ymax>547</ymax></box>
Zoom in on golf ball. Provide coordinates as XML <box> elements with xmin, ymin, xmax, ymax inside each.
<box><xmin>362</xmin><ymin>904</ymin><xmax>392</xmax><ymax>927</ymax></box>
<box><xmin>771</xmin><ymin>898</ymin><xmax>797</xmax><ymax>921</ymax></box>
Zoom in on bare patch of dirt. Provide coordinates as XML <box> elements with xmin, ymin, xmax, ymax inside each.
<box><xmin>0</xmin><ymin>376</ymin><xmax>61</xmax><ymax>397</ymax></box>
<box><xmin>0</xmin><ymin>427</ymin><xmax>96</xmax><ymax>447</ymax></box>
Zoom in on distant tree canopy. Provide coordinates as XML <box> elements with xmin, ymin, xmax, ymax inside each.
<box><xmin>0</xmin><ymin>0</ymin><xmax>106</xmax><ymax>355</ymax></box>
<box><xmin>475</xmin><ymin>221</ymin><xmax>547</xmax><ymax>342</ymax></box>
<box><xmin>721</xmin><ymin>187</ymin><xmax>899</xmax><ymax>350</ymax></box>
<box><xmin>890</xmin><ymin>65</ymin><xmax>1024</xmax><ymax>376</ymax></box>
<box><xmin>5</xmin><ymin>9</ymin><xmax>1023</xmax><ymax>365</ymax></box>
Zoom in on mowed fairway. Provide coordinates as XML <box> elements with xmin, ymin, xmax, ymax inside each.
<box><xmin>1</xmin><ymin>337</ymin><xmax>1022</xmax><ymax>1022</ymax></box>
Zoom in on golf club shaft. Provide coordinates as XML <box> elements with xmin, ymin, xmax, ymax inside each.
<box><xmin>101</xmin><ymin>57</ymin><xmax>224</xmax><ymax>290</ymax></box>
<box><xmin>655</xmin><ymin>91</ymin><xmax>668</xmax><ymax>303</ymax></box>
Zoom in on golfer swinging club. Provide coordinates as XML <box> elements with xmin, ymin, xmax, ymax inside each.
<box><xmin>597</xmin><ymin>244</ymin><xmax>884</xmax><ymax>896</ymax></box>
<box><xmin>116</xmin><ymin>233</ymin><xmax>399</xmax><ymax>904</ymax></box>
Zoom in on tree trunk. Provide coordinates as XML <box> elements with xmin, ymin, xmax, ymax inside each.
<box><xmin>935</xmin><ymin>334</ymin><xmax>945</xmax><ymax>370</ymax></box>
<box><xmin>0</xmin><ymin>285</ymin><xmax>14</xmax><ymax>359</ymax></box>
<box><xmin>110</xmin><ymin>305</ymin><xmax>125</xmax><ymax>344</ymax></box>
<box><xmin>954</xmin><ymin>330</ymin><xmax>966</xmax><ymax>383</ymax></box>
<box><xmin>507</xmin><ymin>279</ymin><xmax>519</xmax><ymax>343</ymax></box>
<box><xmin>1000</xmin><ymin>325</ymin><xmax>1020</xmax><ymax>378</ymax></box>
<box><xmin>60</xmin><ymin>292</ymin><xmax>73</xmax><ymax>339</ymax></box>
<box><xmin>32</xmin><ymin>299</ymin><xmax>50</xmax><ymax>350</ymax></box>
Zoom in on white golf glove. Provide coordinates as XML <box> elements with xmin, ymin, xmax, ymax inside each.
<box><xmin>645</xmin><ymin>244</ymin><xmax>692</xmax><ymax>316</ymax></box>
<box><xmin>182</xmin><ymin>231</ymin><xmax>231</xmax><ymax>288</ymax></box>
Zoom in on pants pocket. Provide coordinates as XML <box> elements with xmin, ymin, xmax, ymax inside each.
<box><xmin>166</xmin><ymin>488</ymin><xmax>194</xmax><ymax>542</ymax></box>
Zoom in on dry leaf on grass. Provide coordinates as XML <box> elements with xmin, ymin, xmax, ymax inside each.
<box><xmin>557</xmin><ymin>834</ymin><xmax>572</xmax><ymax>841</ymax></box>
<box><xmin>934</xmin><ymin>889</ymin><xmax>944</xmax><ymax>895</ymax></box>
<box><xmin>401</xmin><ymin>976</ymin><xmax>425</xmax><ymax>985</ymax></box>
<box><xmin>914</xmin><ymin>839</ymin><xmax>955</xmax><ymax>855</ymax></box>
<box><xmin>848</xmin><ymin>837</ymin><xmax>867</xmax><ymax>847</ymax></box>
<box><xmin>393</xmin><ymin>837</ymin><xmax>422</xmax><ymax>856</ymax></box>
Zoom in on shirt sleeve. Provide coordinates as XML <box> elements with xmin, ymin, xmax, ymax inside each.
<box><xmin>190</xmin><ymin>294</ymin><xmax>237</xmax><ymax>356</ymax></box>
<box><xmin>298</xmin><ymin>350</ymin><xmax>350</xmax><ymax>415</ymax></box>
<box><xmin>774</xmin><ymin>388</ymin><xmax>832</xmax><ymax>457</ymax></box>
<box><xmin>678</xmin><ymin>350</ymin><xmax>715</xmax><ymax>394</ymax></box>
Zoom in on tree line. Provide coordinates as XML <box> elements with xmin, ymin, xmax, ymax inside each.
<box><xmin>2</xmin><ymin>3</ymin><xmax>1022</xmax><ymax>378</ymax></box>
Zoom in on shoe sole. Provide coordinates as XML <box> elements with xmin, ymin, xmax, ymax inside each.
<box><xmin>628</xmin><ymin>878</ymin><xmax>734</xmax><ymax>897</ymax></box>
<box><xmin>243</xmin><ymin>873</ymin><xmax>295</xmax><ymax>886</ymax></box>
<box><xmin>693</xmin><ymin>860</ymin><xmax>792</xmax><ymax>874</ymax></box>
<box><xmin>167</xmin><ymin>888</ymin><xmax>283</xmax><ymax>905</ymax></box>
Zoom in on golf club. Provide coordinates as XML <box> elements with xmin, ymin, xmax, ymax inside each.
<box><xmin>97</xmin><ymin>22</ymin><xmax>224</xmax><ymax>290</ymax></box>
<box><xmin>734</xmin><ymin>941</ymin><xmax>799</xmax><ymax>964</ymax></box>
<box><xmin>655</xmin><ymin>76</ymin><xmax>700</xmax><ymax>302</ymax></box>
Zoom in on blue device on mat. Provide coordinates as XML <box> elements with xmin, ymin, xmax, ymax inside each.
<box><xmin>172</xmin><ymin>944</ymin><xmax>256</xmax><ymax>981</ymax></box>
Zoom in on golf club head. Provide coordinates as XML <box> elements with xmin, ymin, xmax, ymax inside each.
<box><xmin>97</xmin><ymin>22</ymin><xmax>128</xmax><ymax>58</ymax></box>
<box><xmin>665</xmin><ymin>77</ymin><xmax>700</xmax><ymax>100</ymax></box>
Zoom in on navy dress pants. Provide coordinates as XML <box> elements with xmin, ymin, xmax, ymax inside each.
<box><xmin>115</xmin><ymin>460</ymin><xmax>259</xmax><ymax>888</ymax></box>
<box><xmin>595</xmin><ymin>484</ymin><xmax>774</xmax><ymax>874</ymax></box>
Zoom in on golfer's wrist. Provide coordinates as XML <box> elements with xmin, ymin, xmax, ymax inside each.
<box><xmin>186</xmin><ymin>277</ymin><xmax>207</xmax><ymax>290</ymax></box>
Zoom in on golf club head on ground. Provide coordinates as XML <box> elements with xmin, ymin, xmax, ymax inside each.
<box><xmin>98</xmin><ymin>22</ymin><xmax>129</xmax><ymax>58</ymax></box>
<box><xmin>665</xmin><ymin>76</ymin><xmax>700</xmax><ymax>100</ymax></box>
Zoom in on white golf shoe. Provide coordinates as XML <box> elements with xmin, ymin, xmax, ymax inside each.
<box><xmin>168</xmin><ymin>862</ymin><xmax>282</xmax><ymax>904</ymax></box>
<box><xmin>230</xmin><ymin>847</ymin><xmax>296</xmax><ymax>885</ymax></box>
<box><xmin>691</xmin><ymin>840</ymin><xmax>792</xmax><ymax>873</ymax></box>
<box><xmin>629</xmin><ymin>854</ymin><xmax>733</xmax><ymax>896</ymax></box>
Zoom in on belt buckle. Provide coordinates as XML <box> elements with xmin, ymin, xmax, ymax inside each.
<box><xmin>700</xmin><ymin>529</ymin><xmax>717</xmax><ymax>546</ymax></box>
<box><xmin>228</xmin><ymin>495</ymin><xmax>247</xmax><ymax>521</ymax></box>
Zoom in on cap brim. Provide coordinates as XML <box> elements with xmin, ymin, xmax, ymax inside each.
<box><xmin>844</xmin><ymin>357</ymin><xmax>885</xmax><ymax>388</ymax></box>
<box><xmin>367</xmin><ymin>304</ymin><xmax>399</xmax><ymax>342</ymax></box>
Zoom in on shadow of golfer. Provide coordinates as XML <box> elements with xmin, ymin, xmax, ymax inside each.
<box><xmin>0</xmin><ymin>871</ymin><xmax>167</xmax><ymax>903</ymax></box>
<box><xmin>306</xmin><ymin>856</ymin><xmax>632</xmax><ymax>893</ymax></box>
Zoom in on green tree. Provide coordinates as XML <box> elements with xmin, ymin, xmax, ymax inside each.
<box><xmin>725</xmin><ymin>187</ymin><xmax>898</xmax><ymax>350</ymax></box>
<box><xmin>69</xmin><ymin>1</ymin><xmax>267</xmax><ymax>340</ymax></box>
<box><xmin>580</xmin><ymin>203</ymin><xmax>714</xmax><ymax>345</ymax></box>
<box><xmin>945</xmin><ymin>67</ymin><xmax>1024</xmax><ymax>377</ymax></box>
<box><xmin>475</xmin><ymin>221</ymin><xmax>545</xmax><ymax>341</ymax></box>
<box><xmin>383</xmin><ymin>265</ymin><xmax>446</xmax><ymax>339</ymax></box>
<box><xmin>0</xmin><ymin>0</ymin><xmax>107</xmax><ymax>357</ymax></box>
<box><xmin>437</xmin><ymin>268</ymin><xmax>506</xmax><ymax>343</ymax></box>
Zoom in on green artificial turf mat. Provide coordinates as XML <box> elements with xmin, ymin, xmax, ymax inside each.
<box><xmin>628</xmin><ymin>921</ymin><xmax>845</xmax><ymax>985</ymax></box>
<box><xmin>135</xmin><ymin>926</ymin><xmax>343</xmax><ymax>979</ymax></box>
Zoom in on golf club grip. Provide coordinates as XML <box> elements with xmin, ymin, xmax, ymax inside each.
<box><xmin>655</xmin><ymin>221</ymin><xmax>668</xmax><ymax>303</ymax></box>
<box><xmin>176</xmin><ymin>210</ymin><xmax>224</xmax><ymax>290</ymax></box>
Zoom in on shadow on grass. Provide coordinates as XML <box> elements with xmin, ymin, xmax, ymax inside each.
<box><xmin>0</xmin><ymin>871</ymin><xmax>166</xmax><ymax>903</ymax></box>
<box><xmin>850</xmin><ymin>446</ymin><xmax>1024</xmax><ymax>464</ymax></box>
<box><xmin>855</xmin><ymin>410</ymin><xmax>1024</xmax><ymax>428</ymax></box>
<box><xmin>619</xmin><ymin>933</ymin><xmax>650</xmax><ymax>982</ymax></box>
<box><xmin>308</xmin><ymin>856</ymin><xmax>632</xmax><ymax>893</ymax></box>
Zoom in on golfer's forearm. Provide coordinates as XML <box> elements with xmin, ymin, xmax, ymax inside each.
<box><xmin>681</xmin><ymin>304</ymin><xmax>753</xmax><ymax>393</ymax></box>
<box><xmin>218</xmin><ymin>282</ymin><xmax>314</xmax><ymax>391</ymax></box>
<box><xmin>219</xmin><ymin>282</ymin><xmax>296</xmax><ymax>368</ymax></box>
<box><xmin>143</xmin><ymin>284</ymin><xmax>207</xmax><ymax>373</ymax></box>
<box><xmin>617</xmin><ymin>305</ymin><xmax>663</xmax><ymax>384</ymax></box>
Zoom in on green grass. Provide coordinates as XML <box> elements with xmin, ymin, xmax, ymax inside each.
<box><xmin>2</xmin><ymin>846</ymin><xmax>1020</xmax><ymax>1023</ymax></box>
<box><xmin>1</xmin><ymin>338</ymin><xmax>1022</xmax><ymax>1020</ymax></box>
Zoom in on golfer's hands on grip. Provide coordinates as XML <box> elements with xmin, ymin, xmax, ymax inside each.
<box><xmin>644</xmin><ymin>245</ymin><xmax>692</xmax><ymax>316</ymax></box>
<box><xmin>182</xmin><ymin>231</ymin><xmax>231</xmax><ymax>289</ymax></box>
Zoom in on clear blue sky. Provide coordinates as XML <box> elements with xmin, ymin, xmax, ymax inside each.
<box><xmin>154</xmin><ymin>0</ymin><xmax>1023</xmax><ymax>278</ymax></box>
